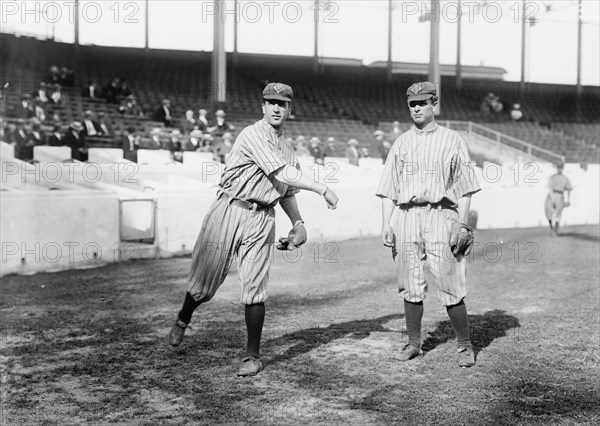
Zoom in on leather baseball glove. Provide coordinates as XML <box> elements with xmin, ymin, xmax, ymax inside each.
<box><xmin>277</xmin><ymin>222</ymin><xmax>307</xmax><ymax>251</ymax></box>
<box><xmin>449</xmin><ymin>220</ymin><xmax>475</xmax><ymax>257</ymax></box>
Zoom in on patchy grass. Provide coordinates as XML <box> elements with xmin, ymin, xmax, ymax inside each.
<box><xmin>1</xmin><ymin>225</ymin><xmax>599</xmax><ymax>425</ymax></box>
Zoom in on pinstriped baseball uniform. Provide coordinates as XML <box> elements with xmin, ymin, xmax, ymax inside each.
<box><xmin>544</xmin><ymin>173</ymin><xmax>572</xmax><ymax>222</ymax></box>
<box><xmin>376</xmin><ymin>122</ymin><xmax>481</xmax><ymax>306</ymax></box>
<box><xmin>187</xmin><ymin>118</ymin><xmax>300</xmax><ymax>305</ymax></box>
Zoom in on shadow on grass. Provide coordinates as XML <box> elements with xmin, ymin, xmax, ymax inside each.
<box><xmin>558</xmin><ymin>232</ymin><xmax>600</xmax><ymax>242</ymax></box>
<box><xmin>265</xmin><ymin>313</ymin><xmax>402</xmax><ymax>364</ymax></box>
<box><xmin>421</xmin><ymin>309</ymin><xmax>520</xmax><ymax>357</ymax></box>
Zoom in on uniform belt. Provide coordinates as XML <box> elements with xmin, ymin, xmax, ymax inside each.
<box><xmin>218</xmin><ymin>192</ymin><xmax>271</xmax><ymax>212</ymax></box>
<box><xmin>399</xmin><ymin>201</ymin><xmax>449</xmax><ymax>211</ymax></box>
<box><xmin>553</xmin><ymin>190</ymin><xmax>564</xmax><ymax>194</ymax></box>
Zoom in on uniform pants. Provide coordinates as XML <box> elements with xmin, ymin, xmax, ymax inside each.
<box><xmin>186</xmin><ymin>197</ymin><xmax>275</xmax><ymax>305</ymax></box>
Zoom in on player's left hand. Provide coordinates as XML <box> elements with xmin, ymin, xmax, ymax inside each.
<box><xmin>449</xmin><ymin>220</ymin><xmax>474</xmax><ymax>257</ymax></box>
<box><xmin>277</xmin><ymin>222</ymin><xmax>307</xmax><ymax>250</ymax></box>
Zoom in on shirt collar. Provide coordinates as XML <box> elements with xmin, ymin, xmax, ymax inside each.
<box><xmin>260</xmin><ymin>118</ymin><xmax>284</xmax><ymax>139</ymax></box>
<box><xmin>412</xmin><ymin>121</ymin><xmax>438</xmax><ymax>135</ymax></box>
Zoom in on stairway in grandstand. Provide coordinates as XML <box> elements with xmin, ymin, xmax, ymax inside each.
<box><xmin>1</xmin><ymin>33</ymin><xmax>598</xmax><ymax>163</ymax></box>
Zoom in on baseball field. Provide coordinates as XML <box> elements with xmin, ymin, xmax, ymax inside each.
<box><xmin>1</xmin><ymin>224</ymin><xmax>599</xmax><ymax>425</ymax></box>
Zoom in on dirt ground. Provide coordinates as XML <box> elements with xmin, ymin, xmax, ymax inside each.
<box><xmin>1</xmin><ymin>225</ymin><xmax>599</xmax><ymax>425</ymax></box>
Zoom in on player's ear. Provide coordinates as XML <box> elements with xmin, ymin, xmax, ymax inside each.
<box><xmin>287</xmin><ymin>102</ymin><xmax>293</xmax><ymax>115</ymax></box>
<box><xmin>261</xmin><ymin>101</ymin><xmax>266</xmax><ymax>115</ymax></box>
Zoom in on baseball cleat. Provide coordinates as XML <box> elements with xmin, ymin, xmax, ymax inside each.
<box><xmin>168</xmin><ymin>319</ymin><xmax>188</xmax><ymax>347</ymax></box>
<box><xmin>457</xmin><ymin>347</ymin><xmax>475</xmax><ymax>368</ymax></box>
<box><xmin>237</xmin><ymin>356</ymin><xmax>263</xmax><ymax>377</ymax></box>
<box><xmin>397</xmin><ymin>343</ymin><xmax>421</xmax><ymax>361</ymax></box>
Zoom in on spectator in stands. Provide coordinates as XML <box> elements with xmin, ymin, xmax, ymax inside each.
<box><xmin>103</xmin><ymin>78</ymin><xmax>120</xmax><ymax>104</ymax></box>
<box><xmin>155</xmin><ymin>99</ymin><xmax>173</xmax><ymax>127</ymax></box>
<box><xmin>12</xmin><ymin>122</ymin><xmax>30</xmax><ymax>160</ymax></box>
<box><xmin>32</xmin><ymin>99</ymin><xmax>46</xmax><ymax>122</ymax></box>
<box><xmin>2</xmin><ymin>122</ymin><xmax>17</xmax><ymax>145</ymax></box>
<box><xmin>325</xmin><ymin>136</ymin><xmax>337</xmax><ymax>157</ymax></box>
<box><xmin>121</xmin><ymin>126</ymin><xmax>140</xmax><ymax>162</ymax></box>
<box><xmin>59</xmin><ymin>67</ymin><xmax>75</xmax><ymax>87</ymax></box>
<box><xmin>64</xmin><ymin>121</ymin><xmax>86</xmax><ymax>161</ymax></box>
<box><xmin>46</xmin><ymin>66</ymin><xmax>61</xmax><ymax>85</ymax></box>
<box><xmin>294</xmin><ymin>135</ymin><xmax>310</xmax><ymax>157</ymax></box>
<box><xmin>168</xmin><ymin>129</ymin><xmax>184</xmax><ymax>162</ymax></box>
<box><xmin>47</xmin><ymin>125</ymin><xmax>64</xmax><ymax>146</ymax></box>
<box><xmin>481</xmin><ymin>92</ymin><xmax>503</xmax><ymax>115</ymax></box>
<box><xmin>510</xmin><ymin>103</ymin><xmax>523</xmax><ymax>121</ymax></box>
<box><xmin>148</xmin><ymin>128</ymin><xmax>164</xmax><ymax>149</ymax></box>
<box><xmin>197</xmin><ymin>109</ymin><xmax>209</xmax><ymax>131</ymax></box>
<box><xmin>119</xmin><ymin>95</ymin><xmax>144</xmax><ymax>117</ymax></box>
<box><xmin>181</xmin><ymin>110</ymin><xmax>196</xmax><ymax>135</ymax></box>
<box><xmin>49</xmin><ymin>84</ymin><xmax>63</xmax><ymax>104</ymax></box>
<box><xmin>373</xmin><ymin>130</ymin><xmax>390</xmax><ymax>164</ymax></box>
<box><xmin>33</xmin><ymin>82</ymin><xmax>50</xmax><ymax>103</ymax></box>
<box><xmin>346</xmin><ymin>139</ymin><xmax>360</xmax><ymax>166</ymax></box>
<box><xmin>28</xmin><ymin>119</ymin><xmax>46</xmax><ymax>146</ymax></box>
<box><xmin>82</xmin><ymin>80</ymin><xmax>101</xmax><ymax>99</ymax></box>
<box><xmin>391</xmin><ymin>121</ymin><xmax>402</xmax><ymax>138</ymax></box>
<box><xmin>309</xmin><ymin>137</ymin><xmax>325</xmax><ymax>165</ymax></box>
<box><xmin>119</xmin><ymin>79</ymin><xmax>133</xmax><ymax>98</ymax></box>
<box><xmin>82</xmin><ymin>110</ymin><xmax>102</xmax><ymax>138</ymax></box>
<box><xmin>200</xmin><ymin>134</ymin><xmax>214</xmax><ymax>151</ymax></box>
<box><xmin>208</xmin><ymin>109</ymin><xmax>234</xmax><ymax>137</ymax></box>
<box><xmin>213</xmin><ymin>131</ymin><xmax>234</xmax><ymax>164</ymax></box>
<box><xmin>46</xmin><ymin>112</ymin><xmax>62</xmax><ymax>128</ymax></box>
<box><xmin>97</xmin><ymin>113</ymin><xmax>114</xmax><ymax>139</ymax></box>
<box><xmin>186</xmin><ymin>129</ymin><xmax>204</xmax><ymax>151</ymax></box>
<box><xmin>17</xmin><ymin>95</ymin><xmax>36</xmax><ymax>119</ymax></box>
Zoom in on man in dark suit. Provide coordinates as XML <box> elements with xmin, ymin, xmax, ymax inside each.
<box><xmin>64</xmin><ymin>121</ymin><xmax>87</xmax><ymax>161</ymax></box>
<box><xmin>82</xmin><ymin>80</ymin><xmax>101</xmax><ymax>99</ymax></box>
<box><xmin>155</xmin><ymin>99</ymin><xmax>173</xmax><ymax>127</ymax></box>
<box><xmin>121</xmin><ymin>126</ymin><xmax>139</xmax><ymax>162</ymax></box>
<box><xmin>47</xmin><ymin>125</ymin><xmax>65</xmax><ymax>146</ymax></box>
<box><xmin>82</xmin><ymin>110</ymin><xmax>103</xmax><ymax>138</ymax></box>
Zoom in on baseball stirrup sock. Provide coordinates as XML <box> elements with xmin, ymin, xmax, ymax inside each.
<box><xmin>446</xmin><ymin>300</ymin><xmax>471</xmax><ymax>348</ymax></box>
<box><xmin>178</xmin><ymin>292</ymin><xmax>201</xmax><ymax>325</ymax></box>
<box><xmin>245</xmin><ymin>303</ymin><xmax>265</xmax><ymax>358</ymax></box>
<box><xmin>404</xmin><ymin>300</ymin><xmax>423</xmax><ymax>348</ymax></box>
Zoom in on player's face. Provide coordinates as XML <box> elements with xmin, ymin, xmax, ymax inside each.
<box><xmin>408</xmin><ymin>98</ymin><xmax>436</xmax><ymax>128</ymax></box>
<box><xmin>262</xmin><ymin>99</ymin><xmax>291</xmax><ymax>129</ymax></box>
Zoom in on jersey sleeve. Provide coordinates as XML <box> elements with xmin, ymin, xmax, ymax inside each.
<box><xmin>375</xmin><ymin>142</ymin><xmax>400</xmax><ymax>202</ymax></box>
<box><xmin>565</xmin><ymin>176</ymin><xmax>573</xmax><ymax>191</ymax></box>
<box><xmin>238</xmin><ymin>127</ymin><xmax>288</xmax><ymax>176</ymax></box>
<box><xmin>452</xmin><ymin>136</ymin><xmax>481</xmax><ymax>199</ymax></box>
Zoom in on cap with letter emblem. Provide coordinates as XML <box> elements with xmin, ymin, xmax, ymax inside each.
<box><xmin>406</xmin><ymin>81</ymin><xmax>437</xmax><ymax>102</ymax></box>
<box><xmin>263</xmin><ymin>82</ymin><xmax>293</xmax><ymax>102</ymax></box>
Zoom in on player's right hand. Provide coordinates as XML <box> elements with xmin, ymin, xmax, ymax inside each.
<box><xmin>381</xmin><ymin>223</ymin><xmax>394</xmax><ymax>247</ymax></box>
<box><xmin>323</xmin><ymin>187</ymin><xmax>339</xmax><ymax>210</ymax></box>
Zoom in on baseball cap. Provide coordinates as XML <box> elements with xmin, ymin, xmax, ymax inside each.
<box><xmin>263</xmin><ymin>82</ymin><xmax>293</xmax><ymax>102</ymax></box>
<box><xmin>406</xmin><ymin>81</ymin><xmax>437</xmax><ymax>102</ymax></box>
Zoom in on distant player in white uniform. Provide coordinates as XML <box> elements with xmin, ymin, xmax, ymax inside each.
<box><xmin>544</xmin><ymin>163</ymin><xmax>572</xmax><ymax>236</ymax></box>
<box><xmin>168</xmin><ymin>83</ymin><xmax>339</xmax><ymax>377</ymax></box>
<box><xmin>376</xmin><ymin>82</ymin><xmax>481</xmax><ymax>367</ymax></box>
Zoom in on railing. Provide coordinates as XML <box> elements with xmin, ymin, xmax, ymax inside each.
<box><xmin>444</xmin><ymin>121</ymin><xmax>566</xmax><ymax>164</ymax></box>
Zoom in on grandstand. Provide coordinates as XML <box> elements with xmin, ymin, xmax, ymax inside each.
<box><xmin>1</xmin><ymin>33</ymin><xmax>599</xmax><ymax>163</ymax></box>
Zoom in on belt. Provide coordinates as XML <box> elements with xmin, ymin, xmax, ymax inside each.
<box><xmin>218</xmin><ymin>192</ymin><xmax>271</xmax><ymax>212</ymax></box>
<box><xmin>553</xmin><ymin>190</ymin><xmax>564</xmax><ymax>194</ymax></box>
<box><xmin>399</xmin><ymin>201</ymin><xmax>451</xmax><ymax>211</ymax></box>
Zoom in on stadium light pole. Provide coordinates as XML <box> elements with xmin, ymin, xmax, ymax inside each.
<box><xmin>428</xmin><ymin>0</ymin><xmax>441</xmax><ymax>115</ymax></box>
<box><xmin>576</xmin><ymin>0</ymin><xmax>582</xmax><ymax>96</ymax></box>
<box><xmin>212</xmin><ymin>1</ymin><xmax>226</xmax><ymax>103</ymax></box>
<box><xmin>387</xmin><ymin>0</ymin><xmax>393</xmax><ymax>82</ymax></box>
<box><xmin>455</xmin><ymin>0</ymin><xmax>462</xmax><ymax>89</ymax></box>
<box><xmin>145</xmin><ymin>0</ymin><xmax>149</xmax><ymax>51</ymax></box>
<box><xmin>74</xmin><ymin>0</ymin><xmax>80</xmax><ymax>46</ymax></box>
<box><xmin>314</xmin><ymin>0</ymin><xmax>319</xmax><ymax>74</ymax></box>
<box><xmin>520</xmin><ymin>0</ymin><xmax>527</xmax><ymax>98</ymax></box>
<box><xmin>233</xmin><ymin>0</ymin><xmax>239</xmax><ymax>67</ymax></box>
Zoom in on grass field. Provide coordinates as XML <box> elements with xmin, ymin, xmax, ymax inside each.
<box><xmin>1</xmin><ymin>224</ymin><xmax>599</xmax><ymax>425</ymax></box>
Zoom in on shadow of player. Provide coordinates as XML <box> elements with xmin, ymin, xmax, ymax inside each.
<box><xmin>421</xmin><ymin>309</ymin><xmax>521</xmax><ymax>358</ymax></box>
<box><xmin>265</xmin><ymin>313</ymin><xmax>402</xmax><ymax>364</ymax></box>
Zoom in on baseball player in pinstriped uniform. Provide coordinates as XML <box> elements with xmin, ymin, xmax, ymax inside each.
<box><xmin>377</xmin><ymin>82</ymin><xmax>481</xmax><ymax>367</ymax></box>
<box><xmin>544</xmin><ymin>163</ymin><xmax>572</xmax><ymax>236</ymax></box>
<box><xmin>168</xmin><ymin>83</ymin><xmax>339</xmax><ymax>377</ymax></box>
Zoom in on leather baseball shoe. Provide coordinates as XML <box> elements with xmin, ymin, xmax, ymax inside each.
<box><xmin>168</xmin><ymin>319</ymin><xmax>188</xmax><ymax>347</ymax></box>
<box><xmin>457</xmin><ymin>346</ymin><xmax>475</xmax><ymax>368</ymax></box>
<box><xmin>397</xmin><ymin>343</ymin><xmax>421</xmax><ymax>361</ymax></box>
<box><xmin>237</xmin><ymin>356</ymin><xmax>263</xmax><ymax>377</ymax></box>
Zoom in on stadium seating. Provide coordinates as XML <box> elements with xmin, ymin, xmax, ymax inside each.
<box><xmin>1</xmin><ymin>33</ymin><xmax>598</xmax><ymax>162</ymax></box>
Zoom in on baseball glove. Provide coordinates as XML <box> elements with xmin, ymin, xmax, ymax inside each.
<box><xmin>449</xmin><ymin>220</ymin><xmax>475</xmax><ymax>257</ymax></box>
<box><xmin>564</xmin><ymin>201</ymin><xmax>571</xmax><ymax>208</ymax></box>
<box><xmin>277</xmin><ymin>222</ymin><xmax>307</xmax><ymax>251</ymax></box>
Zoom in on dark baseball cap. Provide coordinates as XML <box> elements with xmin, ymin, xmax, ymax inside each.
<box><xmin>406</xmin><ymin>81</ymin><xmax>437</xmax><ymax>102</ymax></box>
<box><xmin>263</xmin><ymin>82</ymin><xmax>293</xmax><ymax>102</ymax></box>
